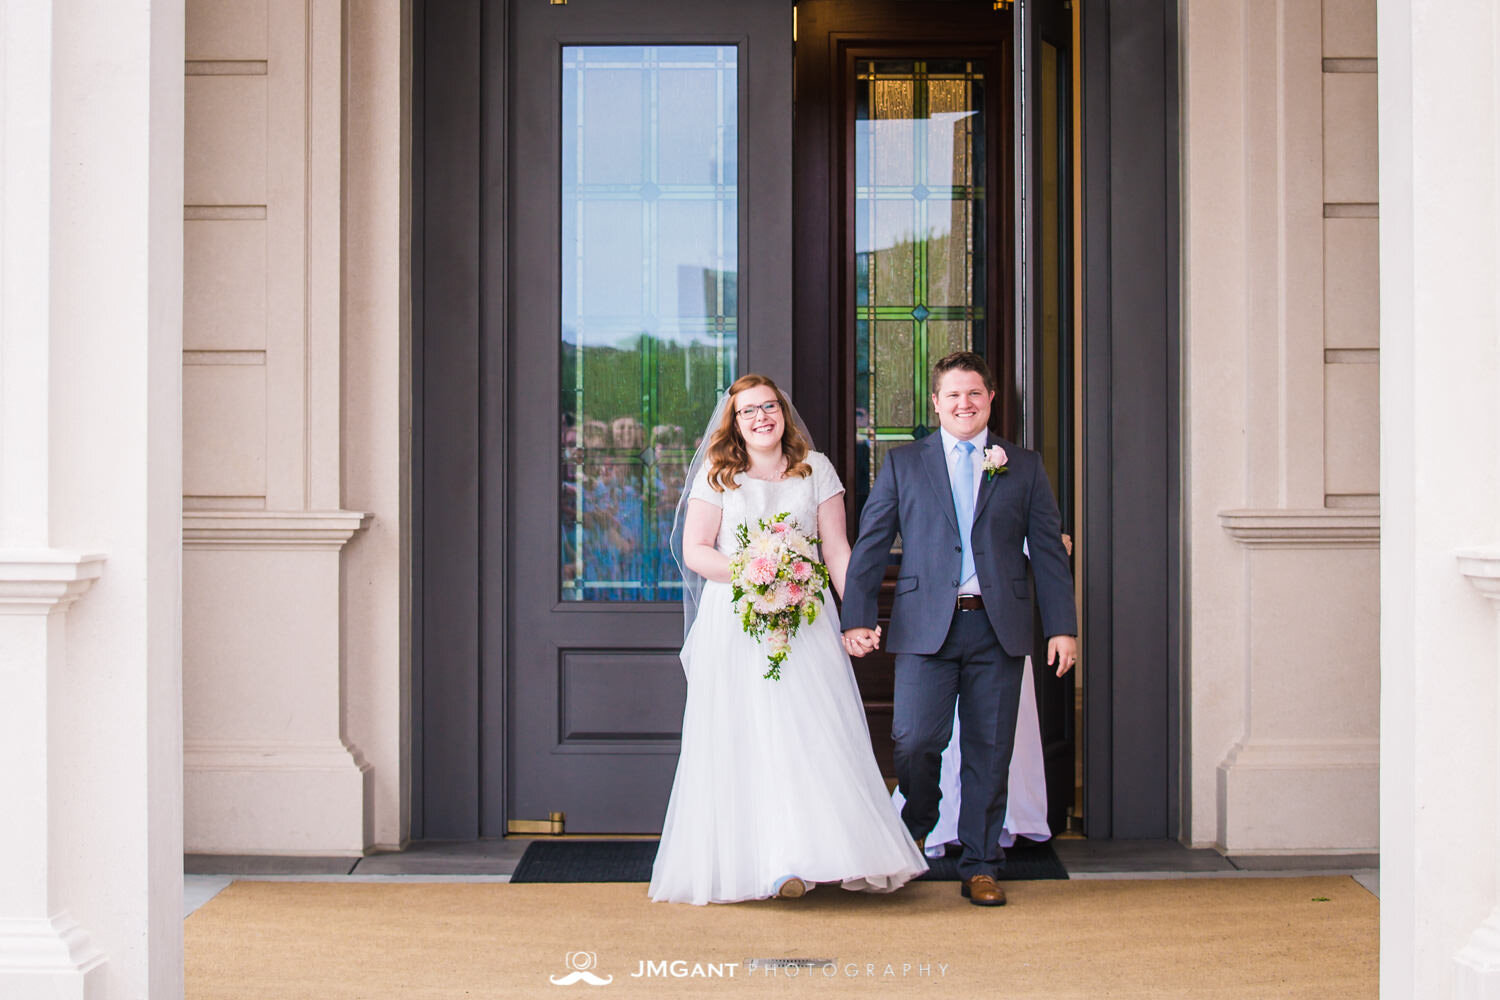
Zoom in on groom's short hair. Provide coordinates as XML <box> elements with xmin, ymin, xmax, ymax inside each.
<box><xmin>932</xmin><ymin>351</ymin><xmax>995</xmax><ymax>393</ymax></box>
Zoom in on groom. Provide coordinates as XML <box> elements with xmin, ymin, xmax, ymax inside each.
<box><xmin>842</xmin><ymin>351</ymin><xmax>1078</xmax><ymax>907</ymax></box>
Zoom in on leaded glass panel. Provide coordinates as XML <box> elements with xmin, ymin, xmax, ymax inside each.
<box><xmin>853</xmin><ymin>58</ymin><xmax>987</xmax><ymax>518</ymax></box>
<box><xmin>561</xmin><ymin>46</ymin><xmax>738</xmax><ymax>602</ymax></box>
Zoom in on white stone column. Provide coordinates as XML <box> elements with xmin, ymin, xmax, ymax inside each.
<box><xmin>0</xmin><ymin>0</ymin><xmax>185</xmax><ymax>997</ymax></box>
<box><xmin>1379</xmin><ymin>0</ymin><xmax>1500</xmax><ymax>993</ymax></box>
<box><xmin>1454</xmin><ymin>551</ymin><xmax>1500</xmax><ymax>995</ymax></box>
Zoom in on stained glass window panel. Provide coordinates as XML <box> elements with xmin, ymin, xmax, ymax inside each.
<box><xmin>853</xmin><ymin>59</ymin><xmax>987</xmax><ymax>519</ymax></box>
<box><xmin>561</xmin><ymin>46</ymin><xmax>738</xmax><ymax>602</ymax></box>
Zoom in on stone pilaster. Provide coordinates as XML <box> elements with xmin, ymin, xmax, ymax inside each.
<box><xmin>1185</xmin><ymin>0</ymin><xmax>1382</xmax><ymax>852</ymax></box>
<box><xmin>182</xmin><ymin>0</ymin><xmax>375</xmax><ymax>854</ymax></box>
<box><xmin>0</xmin><ymin>554</ymin><xmax>107</xmax><ymax>999</ymax></box>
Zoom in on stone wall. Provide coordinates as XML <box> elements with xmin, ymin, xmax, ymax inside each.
<box><xmin>181</xmin><ymin>0</ymin><xmax>407</xmax><ymax>854</ymax></box>
<box><xmin>1182</xmin><ymin>0</ymin><xmax>1381</xmax><ymax>852</ymax></box>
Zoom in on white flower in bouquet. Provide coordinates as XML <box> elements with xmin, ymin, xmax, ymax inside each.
<box><xmin>749</xmin><ymin>533</ymin><xmax>782</xmax><ymax>557</ymax></box>
<box><xmin>728</xmin><ymin>512</ymin><xmax>831</xmax><ymax>680</ymax></box>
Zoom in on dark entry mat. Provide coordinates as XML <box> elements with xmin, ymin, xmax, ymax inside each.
<box><xmin>915</xmin><ymin>841</ymin><xmax>1069</xmax><ymax>881</ymax></box>
<box><xmin>510</xmin><ymin>840</ymin><xmax>659</xmax><ymax>882</ymax></box>
<box><xmin>508</xmin><ymin>839</ymin><xmax>1067</xmax><ymax>883</ymax></box>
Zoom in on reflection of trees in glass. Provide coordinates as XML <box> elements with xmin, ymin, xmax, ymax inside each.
<box><xmin>561</xmin><ymin>334</ymin><xmax>733</xmax><ymax>601</ymax></box>
<box><xmin>561</xmin><ymin>335</ymin><xmax>731</xmax><ymax>439</ymax></box>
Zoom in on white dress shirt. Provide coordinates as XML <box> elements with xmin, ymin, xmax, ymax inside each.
<box><xmin>938</xmin><ymin>426</ymin><xmax>988</xmax><ymax>595</ymax></box>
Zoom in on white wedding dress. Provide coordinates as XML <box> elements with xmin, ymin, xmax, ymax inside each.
<box><xmin>649</xmin><ymin>451</ymin><xmax>929</xmax><ymax>905</ymax></box>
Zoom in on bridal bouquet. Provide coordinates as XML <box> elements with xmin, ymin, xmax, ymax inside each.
<box><xmin>729</xmin><ymin>512</ymin><xmax>830</xmax><ymax>681</ymax></box>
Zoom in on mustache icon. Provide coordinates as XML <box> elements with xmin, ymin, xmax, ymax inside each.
<box><xmin>549</xmin><ymin>971</ymin><xmax>614</xmax><ymax>986</ymax></box>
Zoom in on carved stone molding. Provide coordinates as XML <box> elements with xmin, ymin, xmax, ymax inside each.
<box><xmin>184</xmin><ymin>738</ymin><xmax>372</xmax><ymax>774</ymax></box>
<box><xmin>184</xmin><ymin>738</ymin><xmax>373</xmax><ymax>855</ymax></box>
<box><xmin>1219</xmin><ymin>508</ymin><xmax>1380</xmax><ymax>548</ymax></box>
<box><xmin>1217</xmin><ymin>738</ymin><xmax>1380</xmax><ymax>853</ymax></box>
<box><xmin>183</xmin><ymin>510</ymin><xmax>372</xmax><ymax>551</ymax></box>
<box><xmin>0</xmin><ymin>550</ymin><xmax>107</xmax><ymax>615</ymax></box>
<box><xmin>1454</xmin><ymin>907</ymin><xmax>1500</xmax><ymax>994</ymax></box>
<box><xmin>1452</xmin><ymin>546</ymin><xmax>1500</xmax><ymax>992</ymax></box>
<box><xmin>0</xmin><ymin>913</ymin><xmax>105</xmax><ymax>982</ymax></box>
<box><xmin>1457</xmin><ymin>547</ymin><xmax>1500</xmax><ymax>604</ymax></box>
<box><xmin>0</xmin><ymin>549</ymin><xmax>110</xmax><ymax>989</ymax></box>
<box><xmin>1219</xmin><ymin>737</ymin><xmax>1379</xmax><ymax>770</ymax></box>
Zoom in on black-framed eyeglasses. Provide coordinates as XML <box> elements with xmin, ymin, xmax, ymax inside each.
<box><xmin>735</xmin><ymin>400</ymin><xmax>781</xmax><ymax>420</ymax></box>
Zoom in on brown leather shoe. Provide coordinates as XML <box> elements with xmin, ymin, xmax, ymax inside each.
<box><xmin>961</xmin><ymin>875</ymin><xmax>1007</xmax><ymax>906</ymax></box>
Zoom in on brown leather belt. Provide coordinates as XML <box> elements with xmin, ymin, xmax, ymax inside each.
<box><xmin>955</xmin><ymin>594</ymin><xmax>985</xmax><ymax>611</ymax></box>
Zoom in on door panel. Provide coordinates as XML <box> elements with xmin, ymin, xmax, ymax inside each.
<box><xmin>501</xmin><ymin>0</ymin><xmax>791</xmax><ymax>834</ymax></box>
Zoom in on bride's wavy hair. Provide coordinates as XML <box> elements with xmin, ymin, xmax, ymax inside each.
<box><xmin>705</xmin><ymin>374</ymin><xmax>812</xmax><ymax>492</ymax></box>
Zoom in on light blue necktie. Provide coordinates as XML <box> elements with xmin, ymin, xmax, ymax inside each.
<box><xmin>952</xmin><ymin>440</ymin><xmax>976</xmax><ymax>584</ymax></box>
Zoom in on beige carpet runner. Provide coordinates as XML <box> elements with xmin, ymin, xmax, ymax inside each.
<box><xmin>186</xmin><ymin>877</ymin><xmax>1376</xmax><ymax>998</ymax></box>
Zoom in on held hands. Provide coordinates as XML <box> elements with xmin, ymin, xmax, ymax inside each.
<box><xmin>842</xmin><ymin>626</ymin><xmax>882</xmax><ymax>658</ymax></box>
<box><xmin>846</xmin><ymin>626</ymin><xmax>1076</xmax><ymax>673</ymax></box>
<box><xmin>1048</xmin><ymin>634</ymin><xmax>1079</xmax><ymax>677</ymax></box>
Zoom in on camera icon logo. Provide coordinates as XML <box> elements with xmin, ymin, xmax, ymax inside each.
<box><xmin>550</xmin><ymin>950</ymin><xmax>613</xmax><ymax>986</ymax></box>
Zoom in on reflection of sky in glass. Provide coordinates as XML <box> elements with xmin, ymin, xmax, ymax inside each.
<box><xmin>856</xmin><ymin>110</ymin><xmax>977</xmax><ymax>254</ymax></box>
<box><xmin>560</xmin><ymin>46</ymin><xmax>739</xmax><ymax>602</ymax></box>
<box><xmin>852</xmin><ymin>60</ymin><xmax>985</xmax><ymax>521</ymax></box>
<box><xmin>561</xmin><ymin>46</ymin><xmax>738</xmax><ymax>351</ymax></box>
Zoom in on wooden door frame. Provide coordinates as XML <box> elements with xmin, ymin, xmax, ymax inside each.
<box><xmin>1077</xmin><ymin>0</ymin><xmax>1182</xmax><ymax>839</ymax></box>
<box><xmin>412</xmin><ymin>0</ymin><xmax>1182</xmax><ymax>842</ymax></box>
<box><xmin>412</xmin><ymin>0</ymin><xmax>486</xmax><ymax>840</ymax></box>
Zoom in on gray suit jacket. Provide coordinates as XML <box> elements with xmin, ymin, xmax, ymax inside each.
<box><xmin>843</xmin><ymin>431</ymin><xmax>1078</xmax><ymax>657</ymax></box>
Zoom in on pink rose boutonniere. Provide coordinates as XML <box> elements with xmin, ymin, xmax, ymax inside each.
<box><xmin>982</xmin><ymin>445</ymin><xmax>1009</xmax><ymax>479</ymax></box>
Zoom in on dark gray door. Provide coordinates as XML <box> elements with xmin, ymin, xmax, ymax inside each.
<box><xmin>416</xmin><ymin>0</ymin><xmax>1178</xmax><ymax>842</ymax></box>
<box><xmin>501</xmin><ymin>0</ymin><xmax>791</xmax><ymax>833</ymax></box>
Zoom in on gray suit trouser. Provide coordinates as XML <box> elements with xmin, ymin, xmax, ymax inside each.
<box><xmin>892</xmin><ymin>605</ymin><xmax>1026</xmax><ymax>881</ymax></box>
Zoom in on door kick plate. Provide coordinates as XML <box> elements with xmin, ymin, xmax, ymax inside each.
<box><xmin>508</xmin><ymin>811</ymin><xmax>566</xmax><ymax>835</ymax></box>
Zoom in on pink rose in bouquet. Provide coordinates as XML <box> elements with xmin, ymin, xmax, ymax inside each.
<box><xmin>744</xmin><ymin>556</ymin><xmax>778</xmax><ymax>587</ymax></box>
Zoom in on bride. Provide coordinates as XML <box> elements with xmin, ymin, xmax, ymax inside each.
<box><xmin>649</xmin><ymin>374</ymin><xmax>929</xmax><ymax>905</ymax></box>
